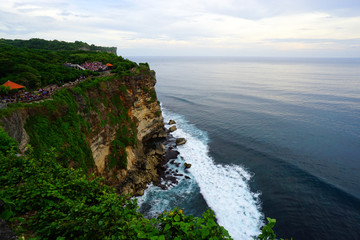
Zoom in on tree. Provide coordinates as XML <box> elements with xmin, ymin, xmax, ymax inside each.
<box><xmin>0</xmin><ymin>85</ymin><xmax>10</xmax><ymax>95</ymax></box>
<box><xmin>0</xmin><ymin>127</ymin><xmax>18</xmax><ymax>155</ymax></box>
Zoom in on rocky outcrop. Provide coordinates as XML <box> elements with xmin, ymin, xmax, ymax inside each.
<box><xmin>168</xmin><ymin>125</ymin><xmax>177</xmax><ymax>132</ymax></box>
<box><xmin>176</xmin><ymin>138</ymin><xmax>187</xmax><ymax>146</ymax></box>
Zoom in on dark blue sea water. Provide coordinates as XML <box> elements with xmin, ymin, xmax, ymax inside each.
<box><xmin>130</xmin><ymin>56</ymin><xmax>360</xmax><ymax>240</ymax></box>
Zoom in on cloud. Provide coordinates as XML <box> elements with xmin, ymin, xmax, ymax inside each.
<box><xmin>1</xmin><ymin>0</ymin><xmax>360</xmax><ymax>57</ymax></box>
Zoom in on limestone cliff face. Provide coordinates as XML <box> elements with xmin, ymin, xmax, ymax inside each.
<box><xmin>79</xmin><ymin>71</ymin><xmax>167</xmax><ymax>195</ymax></box>
<box><xmin>0</xmin><ymin>70</ymin><xmax>166</xmax><ymax>196</ymax></box>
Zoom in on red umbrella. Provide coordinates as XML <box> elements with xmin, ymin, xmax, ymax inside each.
<box><xmin>2</xmin><ymin>81</ymin><xmax>25</xmax><ymax>90</ymax></box>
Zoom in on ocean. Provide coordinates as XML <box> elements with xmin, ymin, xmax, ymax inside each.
<box><xmin>129</xmin><ymin>56</ymin><xmax>360</xmax><ymax>240</ymax></box>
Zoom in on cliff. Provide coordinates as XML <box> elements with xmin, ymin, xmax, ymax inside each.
<box><xmin>0</xmin><ymin>68</ymin><xmax>167</xmax><ymax>196</ymax></box>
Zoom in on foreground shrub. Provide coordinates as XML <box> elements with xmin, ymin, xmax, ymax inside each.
<box><xmin>0</xmin><ymin>148</ymin><xmax>232</xmax><ymax>239</ymax></box>
<box><xmin>0</xmin><ymin>127</ymin><xmax>18</xmax><ymax>155</ymax></box>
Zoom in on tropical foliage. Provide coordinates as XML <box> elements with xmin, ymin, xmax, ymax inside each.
<box><xmin>0</xmin><ymin>127</ymin><xmax>18</xmax><ymax>155</ymax></box>
<box><xmin>0</xmin><ymin>38</ymin><xmax>116</xmax><ymax>53</ymax></box>
<box><xmin>0</xmin><ymin>39</ymin><xmax>135</xmax><ymax>90</ymax></box>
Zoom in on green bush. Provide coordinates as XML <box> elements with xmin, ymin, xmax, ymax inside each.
<box><xmin>119</xmin><ymin>84</ymin><xmax>127</xmax><ymax>93</ymax></box>
<box><xmin>149</xmin><ymin>88</ymin><xmax>157</xmax><ymax>103</ymax></box>
<box><xmin>0</xmin><ymin>85</ymin><xmax>10</xmax><ymax>95</ymax></box>
<box><xmin>0</xmin><ymin>127</ymin><xmax>18</xmax><ymax>155</ymax></box>
<box><xmin>157</xmin><ymin>208</ymin><xmax>231</xmax><ymax>239</ymax></box>
<box><xmin>256</xmin><ymin>218</ymin><xmax>291</xmax><ymax>240</ymax></box>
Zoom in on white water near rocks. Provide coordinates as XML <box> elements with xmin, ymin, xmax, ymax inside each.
<box><xmin>138</xmin><ymin>108</ymin><xmax>263</xmax><ymax>240</ymax></box>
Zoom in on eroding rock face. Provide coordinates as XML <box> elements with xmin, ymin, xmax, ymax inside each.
<box><xmin>155</xmin><ymin>143</ymin><xmax>165</xmax><ymax>155</ymax></box>
<box><xmin>89</xmin><ymin>129</ymin><xmax>113</xmax><ymax>173</ymax></box>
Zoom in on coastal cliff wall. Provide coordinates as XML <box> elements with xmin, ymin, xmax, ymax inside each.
<box><xmin>0</xmin><ymin>69</ymin><xmax>166</xmax><ymax>196</ymax></box>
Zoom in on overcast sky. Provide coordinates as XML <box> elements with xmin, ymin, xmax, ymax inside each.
<box><xmin>1</xmin><ymin>0</ymin><xmax>360</xmax><ymax>57</ymax></box>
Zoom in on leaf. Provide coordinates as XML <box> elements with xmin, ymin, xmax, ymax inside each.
<box><xmin>164</xmin><ymin>224</ymin><xmax>171</xmax><ymax>232</ymax></box>
<box><xmin>0</xmin><ymin>209</ymin><xmax>15</xmax><ymax>220</ymax></box>
<box><xmin>174</xmin><ymin>214</ymin><xmax>180</xmax><ymax>222</ymax></box>
<box><xmin>201</xmin><ymin>228</ymin><xmax>210</xmax><ymax>239</ymax></box>
<box><xmin>137</xmin><ymin>232</ymin><xmax>147</xmax><ymax>238</ymax></box>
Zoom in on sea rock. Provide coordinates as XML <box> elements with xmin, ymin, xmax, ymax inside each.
<box><xmin>184</xmin><ymin>163</ymin><xmax>192</xmax><ymax>169</ymax></box>
<box><xmin>176</xmin><ymin>138</ymin><xmax>187</xmax><ymax>146</ymax></box>
<box><xmin>168</xmin><ymin>120</ymin><xmax>176</xmax><ymax>125</ymax></box>
<box><xmin>168</xmin><ymin>125</ymin><xmax>177</xmax><ymax>132</ymax></box>
<box><xmin>136</xmin><ymin>189</ymin><xmax>145</xmax><ymax>196</ymax></box>
<box><xmin>165</xmin><ymin>149</ymin><xmax>180</xmax><ymax>161</ymax></box>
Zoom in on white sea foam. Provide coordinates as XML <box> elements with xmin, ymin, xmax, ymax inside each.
<box><xmin>138</xmin><ymin>108</ymin><xmax>263</xmax><ymax>239</ymax></box>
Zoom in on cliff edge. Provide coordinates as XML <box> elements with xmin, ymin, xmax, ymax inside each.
<box><xmin>0</xmin><ymin>67</ymin><xmax>166</xmax><ymax>196</ymax></box>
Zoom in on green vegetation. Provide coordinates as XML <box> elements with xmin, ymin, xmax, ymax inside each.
<box><xmin>0</xmin><ymin>127</ymin><xmax>18</xmax><ymax>155</ymax></box>
<box><xmin>256</xmin><ymin>218</ymin><xmax>291</xmax><ymax>240</ymax></box>
<box><xmin>0</xmin><ymin>147</ymin><xmax>232</xmax><ymax>239</ymax></box>
<box><xmin>107</xmin><ymin>93</ymin><xmax>136</xmax><ymax>170</ymax></box>
<box><xmin>149</xmin><ymin>88</ymin><xmax>158</xmax><ymax>103</ymax></box>
<box><xmin>0</xmin><ymin>38</ymin><xmax>117</xmax><ymax>53</ymax></box>
<box><xmin>0</xmin><ymin>39</ymin><xmax>137</xmax><ymax>90</ymax></box>
<box><xmin>24</xmin><ymin>89</ymin><xmax>94</xmax><ymax>170</ymax></box>
<box><xmin>119</xmin><ymin>84</ymin><xmax>127</xmax><ymax>93</ymax></box>
<box><xmin>0</xmin><ymin>85</ymin><xmax>10</xmax><ymax>95</ymax></box>
<box><xmin>20</xmin><ymin>75</ymin><xmax>137</xmax><ymax>171</ymax></box>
